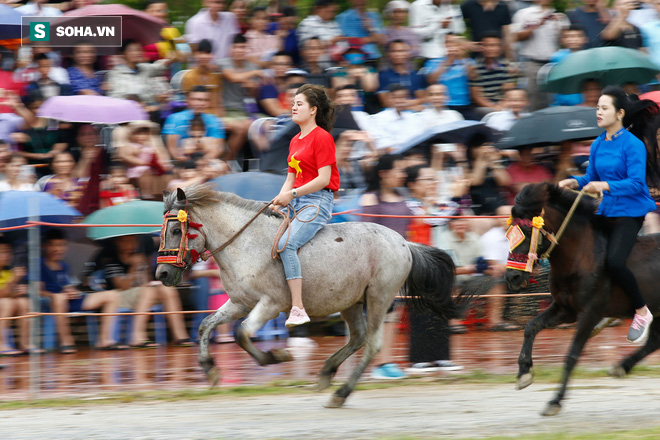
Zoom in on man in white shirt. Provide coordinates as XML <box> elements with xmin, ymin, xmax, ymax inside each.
<box><xmin>479</xmin><ymin>204</ymin><xmax>520</xmax><ymax>330</ymax></box>
<box><xmin>297</xmin><ymin>0</ymin><xmax>343</xmax><ymax>47</ymax></box>
<box><xmin>184</xmin><ymin>0</ymin><xmax>240</xmax><ymax>64</ymax></box>
<box><xmin>17</xmin><ymin>0</ymin><xmax>62</xmax><ymax>17</ymax></box>
<box><xmin>482</xmin><ymin>87</ymin><xmax>530</xmax><ymax>132</ymax></box>
<box><xmin>511</xmin><ymin>0</ymin><xmax>569</xmax><ymax>110</ymax></box>
<box><xmin>370</xmin><ymin>84</ymin><xmax>425</xmax><ymax>152</ymax></box>
<box><xmin>409</xmin><ymin>0</ymin><xmax>465</xmax><ymax>59</ymax></box>
<box><xmin>420</xmin><ymin>83</ymin><xmax>464</xmax><ymax>129</ymax></box>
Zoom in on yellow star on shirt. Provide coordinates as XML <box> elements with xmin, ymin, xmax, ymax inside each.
<box><xmin>288</xmin><ymin>153</ymin><xmax>302</xmax><ymax>177</ymax></box>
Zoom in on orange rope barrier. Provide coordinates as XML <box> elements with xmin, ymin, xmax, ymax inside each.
<box><xmin>0</xmin><ymin>293</ymin><xmax>553</xmax><ymax>321</ymax></box>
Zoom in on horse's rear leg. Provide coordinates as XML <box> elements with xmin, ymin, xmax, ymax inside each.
<box><xmin>326</xmin><ymin>305</ymin><xmax>388</xmax><ymax>408</ymax></box>
<box><xmin>543</xmin><ymin>307</ymin><xmax>603</xmax><ymax>416</ymax></box>
<box><xmin>517</xmin><ymin>302</ymin><xmax>574</xmax><ymax>390</ymax></box>
<box><xmin>234</xmin><ymin>299</ymin><xmax>293</xmax><ymax>366</ymax></box>
<box><xmin>317</xmin><ymin>303</ymin><xmax>367</xmax><ymax>392</ymax></box>
<box><xmin>610</xmin><ymin>320</ymin><xmax>660</xmax><ymax>377</ymax></box>
<box><xmin>198</xmin><ymin>300</ymin><xmax>250</xmax><ymax>386</ymax></box>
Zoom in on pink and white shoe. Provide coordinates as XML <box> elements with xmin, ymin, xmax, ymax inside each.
<box><xmin>285</xmin><ymin>306</ymin><xmax>310</xmax><ymax>327</ymax></box>
<box><xmin>627</xmin><ymin>310</ymin><xmax>653</xmax><ymax>344</ymax></box>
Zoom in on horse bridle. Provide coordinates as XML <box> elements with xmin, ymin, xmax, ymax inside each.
<box><xmin>156</xmin><ymin>207</ymin><xmax>206</xmax><ymax>269</ymax></box>
<box><xmin>505</xmin><ymin>188</ymin><xmax>591</xmax><ymax>273</ymax></box>
<box><xmin>505</xmin><ymin>215</ymin><xmax>556</xmax><ymax>273</ymax></box>
<box><xmin>156</xmin><ymin>203</ymin><xmax>270</xmax><ymax>269</ymax></box>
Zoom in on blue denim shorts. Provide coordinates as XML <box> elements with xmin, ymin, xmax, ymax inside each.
<box><xmin>278</xmin><ymin>189</ymin><xmax>334</xmax><ymax>280</ymax></box>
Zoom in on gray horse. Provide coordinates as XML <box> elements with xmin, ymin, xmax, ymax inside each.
<box><xmin>155</xmin><ymin>184</ymin><xmax>459</xmax><ymax>408</ymax></box>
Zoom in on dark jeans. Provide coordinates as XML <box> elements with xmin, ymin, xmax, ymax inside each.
<box><xmin>598</xmin><ymin>215</ymin><xmax>646</xmax><ymax>310</ymax></box>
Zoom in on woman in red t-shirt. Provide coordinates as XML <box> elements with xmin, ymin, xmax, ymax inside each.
<box><xmin>270</xmin><ymin>84</ymin><xmax>340</xmax><ymax>327</ymax></box>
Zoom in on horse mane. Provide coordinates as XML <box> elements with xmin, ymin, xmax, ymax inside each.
<box><xmin>512</xmin><ymin>182</ymin><xmax>599</xmax><ymax>222</ymax></box>
<box><xmin>164</xmin><ymin>183</ymin><xmax>280</xmax><ymax>218</ymax></box>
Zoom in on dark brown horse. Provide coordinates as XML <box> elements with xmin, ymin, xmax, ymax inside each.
<box><xmin>505</xmin><ymin>182</ymin><xmax>660</xmax><ymax>416</ymax></box>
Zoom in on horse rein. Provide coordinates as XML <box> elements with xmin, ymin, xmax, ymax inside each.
<box><xmin>540</xmin><ymin>188</ymin><xmax>597</xmax><ymax>259</ymax></box>
<box><xmin>506</xmin><ymin>189</ymin><xmax>597</xmax><ymax>272</ymax></box>
<box><xmin>158</xmin><ymin>200</ymin><xmax>320</xmax><ymax>268</ymax></box>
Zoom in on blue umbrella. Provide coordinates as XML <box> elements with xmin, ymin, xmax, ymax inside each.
<box><xmin>0</xmin><ymin>5</ymin><xmax>24</xmax><ymax>40</ymax></box>
<box><xmin>0</xmin><ymin>191</ymin><xmax>82</xmax><ymax>228</ymax></box>
<box><xmin>392</xmin><ymin>120</ymin><xmax>493</xmax><ymax>155</ymax></box>
<box><xmin>210</xmin><ymin>172</ymin><xmax>286</xmax><ymax>202</ymax></box>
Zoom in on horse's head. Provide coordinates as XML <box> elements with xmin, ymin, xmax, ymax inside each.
<box><xmin>155</xmin><ymin>188</ymin><xmax>207</xmax><ymax>287</ymax></box>
<box><xmin>504</xmin><ymin>183</ymin><xmax>555</xmax><ymax>291</ymax></box>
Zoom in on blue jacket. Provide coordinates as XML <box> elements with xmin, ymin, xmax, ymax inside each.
<box><xmin>573</xmin><ymin>129</ymin><xmax>656</xmax><ymax>217</ymax></box>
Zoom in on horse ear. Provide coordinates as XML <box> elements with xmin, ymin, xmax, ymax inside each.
<box><xmin>176</xmin><ymin>188</ymin><xmax>186</xmax><ymax>202</ymax></box>
<box><xmin>162</xmin><ymin>189</ymin><xmax>171</xmax><ymax>200</ymax></box>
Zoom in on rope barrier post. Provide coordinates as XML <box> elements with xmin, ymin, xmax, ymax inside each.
<box><xmin>28</xmin><ymin>202</ymin><xmax>41</xmax><ymax>400</ymax></box>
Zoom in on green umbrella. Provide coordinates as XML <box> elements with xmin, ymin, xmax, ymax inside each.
<box><xmin>542</xmin><ymin>47</ymin><xmax>660</xmax><ymax>94</ymax></box>
<box><xmin>82</xmin><ymin>200</ymin><xmax>164</xmax><ymax>240</ymax></box>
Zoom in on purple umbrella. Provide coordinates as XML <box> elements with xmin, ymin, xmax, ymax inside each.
<box><xmin>37</xmin><ymin>95</ymin><xmax>148</xmax><ymax>124</ymax></box>
<box><xmin>60</xmin><ymin>4</ymin><xmax>165</xmax><ymax>46</ymax></box>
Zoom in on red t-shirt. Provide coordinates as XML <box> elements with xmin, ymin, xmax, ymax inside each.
<box><xmin>287</xmin><ymin>126</ymin><xmax>340</xmax><ymax>191</ymax></box>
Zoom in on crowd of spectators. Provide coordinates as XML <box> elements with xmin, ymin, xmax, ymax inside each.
<box><xmin>0</xmin><ymin>0</ymin><xmax>659</xmax><ymax>364</ymax></box>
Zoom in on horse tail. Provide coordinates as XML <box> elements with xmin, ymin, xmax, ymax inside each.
<box><xmin>402</xmin><ymin>242</ymin><xmax>463</xmax><ymax>320</ymax></box>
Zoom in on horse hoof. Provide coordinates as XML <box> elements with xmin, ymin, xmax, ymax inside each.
<box><xmin>541</xmin><ymin>402</ymin><xmax>561</xmax><ymax>417</ymax></box>
<box><xmin>270</xmin><ymin>348</ymin><xmax>293</xmax><ymax>363</ymax></box>
<box><xmin>207</xmin><ymin>366</ymin><xmax>220</xmax><ymax>388</ymax></box>
<box><xmin>324</xmin><ymin>395</ymin><xmax>345</xmax><ymax>408</ymax></box>
<box><xmin>608</xmin><ymin>365</ymin><xmax>626</xmax><ymax>378</ymax></box>
<box><xmin>516</xmin><ymin>372</ymin><xmax>534</xmax><ymax>390</ymax></box>
<box><xmin>317</xmin><ymin>375</ymin><xmax>332</xmax><ymax>392</ymax></box>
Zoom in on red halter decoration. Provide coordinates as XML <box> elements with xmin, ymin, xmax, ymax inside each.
<box><xmin>505</xmin><ymin>216</ymin><xmax>545</xmax><ymax>273</ymax></box>
<box><xmin>157</xmin><ymin>208</ymin><xmax>204</xmax><ymax>268</ymax></box>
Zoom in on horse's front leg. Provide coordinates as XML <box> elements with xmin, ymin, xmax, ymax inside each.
<box><xmin>234</xmin><ymin>299</ymin><xmax>293</xmax><ymax>366</ymax></box>
<box><xmin>198</xmin><ymin>299</ymin><xmax>250</xmax><ymax>387</ymax></box>
<box><xmin>517</xmin><ymin>301</ymin><xmax>574</xmax><ymax>390</ymax></box>
<box><xmin>542</xmin><ymin>305</ymin><xmax>603</xmax><ymax>417</ymax></box>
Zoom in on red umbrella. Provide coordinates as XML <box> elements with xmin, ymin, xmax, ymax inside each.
<box><xmin>60</xmin><ymin>4</ymin><xmax>165</xmax><ymax>46</ymax></box>
<box><xmin>640</xmin><ymin>91</ymin><xmax>660</xmax><ymax>105</ymax></box>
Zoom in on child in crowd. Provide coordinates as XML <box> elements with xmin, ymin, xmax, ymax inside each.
<box><xmin>99</xmin><ymin>164</ymin><xmax>139</xmax><ymax>208</ymax></box>
<box><xmin>245</xmin><ymin>6</ymin><xmax>282</xmax><ymax>65</ymax></box>
<box><xmin>40</xmin><ymin>229</ymin><xmax>121</xmax><ymax>353</ymax></box>
<box><xmin>116</xmin><ymin>121</ymin><xmax>171</xmax><ymax>200</ymax></box>
<box><xmin>179</xmin><ymin>115</ymin><xmax>219</xmax><ymax>160</ymax></box>
<box><xmin>190</xmin><ymin>258</ymin><xmax>232</xmax><ymax>343</ymax></box>
<box><xmin>0</xmin><ymin>236</ymin><xmax>33</xmax><ymax>355</ymax></box>
<box><xmin>550</xmin><ymin>26</ymin><xmax>587</xmax><ymax>106</ymax></box>
<box><xmin>0</xmin><ymin>153</ymin><xmax>35</xmax><ymax>191</ymax></box>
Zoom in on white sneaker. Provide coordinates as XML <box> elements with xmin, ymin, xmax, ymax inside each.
<box><xmin>434</xmin><ymin>360</ymin><xmax>464</xmax><ymax>371</ymax></box>
<box><xmin>285</xmin><ymin>306</ymin><xmax>310</xmax><ymax>327</ymax></box>
<box><xmin>405</xmin><ymin>362</ymin><xmax>442</xmax><ymax>375</ymax></box>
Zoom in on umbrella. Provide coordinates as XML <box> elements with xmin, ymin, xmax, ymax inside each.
<box><xmin>496</xmin><ymin>106</ymin><xmax>602</xmax><ymax>150</ymax></box>
<box><xmin>640</xmin><ymin>91</ymin><xmax>660</xmax><ymax>105</ymax></box>
<box><xmin>392</xmin><ymin>120</ymin><xmax>493</xmax><ymax>155</ymax></box>
<box><xmin>37</xmin><ymin>95</ymin><xmax>148</xmax><ymax>124</ymax></box>
<box><xmin>210</xmin><ymin>171</ymin><xmax>286</xmax><ymax>202</ymax></box>
<box><xmin>60</xmin><ymin>4</ymin><xmax>165</xmax><ymax>46</ymax></box>
<box><xmin>0</xmin><ymin>191</ymin><xmax>81</xmax><ymax>228</ymax></box>
<box><xmin>542</xmin><ymin>47</ymin><xmax>660</xmax><ymax>94</ymax></box>
<box><xmin>0</xmin><ymin>5</ymin><xmax>23</xmax><ymax>40</ymax></box>
<box><xmin>81</xmin><ymin>200</ymin><xmax>163</xmax><ymax>241</ymax></box>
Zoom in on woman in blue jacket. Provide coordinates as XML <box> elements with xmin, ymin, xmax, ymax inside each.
<box><xmin>559</xmin><ymin>85</ymin><xmax>659</xmax><ymax>345</ymax></box>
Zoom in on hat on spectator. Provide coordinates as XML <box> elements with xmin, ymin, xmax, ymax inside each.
<box><xmin>385</xmin><ymin>0</ymin><xmax>410</xmax><ymax>15</ymax></box>
<box><xmin>285</xmin><ymin>68</ymin><xmax>309</xmax><ymax>77</ymax></box>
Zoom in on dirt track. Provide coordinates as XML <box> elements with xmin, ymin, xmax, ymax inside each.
<box><xmin>3</xmin><ymin>376</ymin><xmax>660</xmax><ymax>439</ymax></box>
